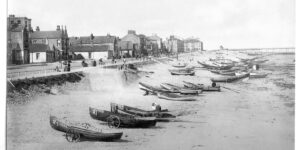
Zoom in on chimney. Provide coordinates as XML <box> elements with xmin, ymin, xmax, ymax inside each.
<box><xmin>56</xmin><ymin>25</ymin><xmax>60</xmax><ymax>31</ymax></box>
<box><xmin>128</xmin><ymin>30</ymin><xmax>136</xmax><ymax>35</ymax></box>
<box><xmin>9</xmin><ymin>14</ymin><xmax>15</xmax><ymax>18</ymax></box>
<box><xmin>107</xmin><ymin>33</ymin><xmax>111</xmax><ymax>37</ymax></box>
<box><xmin>36</xmin><ymin>26</ymin><xmax>40</xmax><ymax>31</ymax></box>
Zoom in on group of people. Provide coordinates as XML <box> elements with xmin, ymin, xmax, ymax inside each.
<box><xmin>55</xmin><ymin>60</ymin><xmax>71</xmax><ymax>72</ymax></box>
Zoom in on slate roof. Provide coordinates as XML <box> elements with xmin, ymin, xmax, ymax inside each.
<box><xmin>30</xmin><ymin>31</ymin><xmax>63</xmax><ymax>39</ymax></box>
<box><xmin>29</xmin><ymin>43</ymin><xmax>50</xmax><ymax>52</ymax></box>
<box><xmin>118</xmin><ymin>41</ymin><xmax>133</xmax><ymax>50</ymax></box>
<box><xmin>69</xmin><ymin>36</ymin><xmax>116</xmax><ymax>45</ymax></box>
<box><xmin>69</xmin><ymin>45</ymin><xmax>110</xmax><ymax>52</ymax></box>
<box><xmin>184</xmin><ymin>38</ymin><xmax>201</xmax><ymax>43</ymax></box>
<box><xmin>148</xmin><ymin>34</ymin><xmax>161</xmax><ymax>41</ymax></box>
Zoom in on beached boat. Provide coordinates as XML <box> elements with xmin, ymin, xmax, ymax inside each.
<box><xmin>198</xmin><ymin>61</ymin><xmax>234</xmax><ymax>70</ymax></box>
<box><xmin>50</xmin><ymin>116</ymin><xmax>123</xmax><ymax>142</ymax></box>
<box><xmin>160</xmin><ymin>83</ymin><xmax>202</xmax><ymax>94</ymax></box>
<box><xmin>210</xmin><ymin>70</ymin><xmax>236</xmax><ymax>76</ymax></box>
<box><xmin>211</xmin><ymin>72</ymin><xmax>250</xmax><ymax>83</ymax></box>
<box><xmin>139</xmin><ymin>82</ymin><xmax>170</xmax><ymax>94</ymax></box>
<box><xmin>172</xmin><ymin>63</ymin><xmax>187</xmax><ymax>68</ymax></box>
<box><xmin>235</xmin><ymin>72</ymin><xmax>268</xmax><ymax>78</ymax></box>
<box><xmin>250</xmin><ymin>73</ymin><xmax>268</xmax><ymax>78</ymax></box>
<box><xmin>157</xmin><ymin>92</ymin><xmax>197</xmax><ymax>101</ymax></box>
<box><xmin>110</xmin><ymin>103</ymin><xmax>175</xmax><ymax>121</ymax></box>
<box><xmin>169</xmin><ymin>68</ymin><xmax>195</xmax><ymax>76</ymax></box>
<box><xmin>182</xmin><ymin>81</ymin><xmax>221</xmax><ymax>91</ymax></box>
<box><xmin>89</xmin><ymin>107</ymin><xmax>157</xmax><ymax>128</ymax></box>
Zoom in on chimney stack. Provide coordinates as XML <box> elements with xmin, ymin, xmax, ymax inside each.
<box><xmin>56</xmin><ymin>25</ymin><xmax>60</xmax><ymax>31</ymax></box>
<box><xmin>36</xmin><ymin>26</ymin><xmax>40</xmax><ymax>31</ymax></box>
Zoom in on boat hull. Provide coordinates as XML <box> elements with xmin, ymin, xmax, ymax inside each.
<box><xmin>50</xmin><ymin>116</ymin><xmax>123</xmax><ymax>141</ymax></box>
<box><xmin>89</xmin><ymin>107</ymin><xmax>157</xmax><ymax>128</ymax></box>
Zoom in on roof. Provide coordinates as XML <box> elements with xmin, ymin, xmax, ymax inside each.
<box><xmin>29</xmin><ymin>43</ymin><xmax>50</xmax><ymax>52</ymax></box>
<box><xmin>184</xmin><ymin>38</ymin><xmax>201</xmax><ymax>43</ymax></box>
<box><xmin>69</xmin><ymin>45</ymin><xmax>110</xmax><ymax>52</ymax></box>
<box><xmin>118</xmin><ymin>41</ymin><xmax>133</xmax><ymax>50</ymax></box>
<box><xmin>148</xmin><ymin>34</ymin><xmax>161</xmax><ymax>41</ymax></box>
<box><xmin>30</xmin><ymin>31</ymin><xmax>63</xmax><ymax>39</ymax></box>
<box><xmin>69</xmin><ymin>36</ymin><xmax>116</xmax><ymax>45</ymax></box>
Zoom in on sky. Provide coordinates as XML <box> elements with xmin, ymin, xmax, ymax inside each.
<box><xmin>7</xmin><ymin>0</ymin><xmax>295</xmax><ymax>50</ymax></box>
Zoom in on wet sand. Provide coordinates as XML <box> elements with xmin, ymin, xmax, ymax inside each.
<box><xmin>6</xmin><ymin>53</ymin><xmax>295</xmax><ymax>150</ymax></box>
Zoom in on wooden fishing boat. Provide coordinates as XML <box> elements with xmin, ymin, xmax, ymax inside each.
<box><xmin>157</xmin><ymin>92</ymin><xmax>197</xmax><ymax>101</ymax></box>
<box><xmin>198</xmin><ymin>61</ymin><xmax>234</xmax><ymax>70</ymax></box>
<box><xmin>210</xmin><ymin>70</ymin><xmax>236</xmax><ymax>76</ymax></box>
<box><xmin>250</xmin><ymin>73</ymin><xmax>268</xmax><ymax>78</ymax></box>
<box><xmin>139</xmin><ymin>82</ymin><xmax>170</xmax><ymax>94</ymax></box>
<box><xmin>172</xmin><ymin>63</ymin><xmax>187</xmax><ymax>68</ymax></box>
<box><xmin>235</xmin><ymin>72</ymin><xmax>268</xmax><ymax>78</ymax></box>
<box><xmin>211</xmin><ymin>72</ymin><xmax>250</xmax><ymax>83</ymax></box>
<box><xmin>89</xmin><ymin>107</ymin><xmax>157</xmax><ymax>128</ymax></box>
<box><xmin>110</xmin><ymin>103</ymin><xmax>176</xmax><ymax>121</ymax></box>
<box><xmin>49</xmin><ymin>116</ymin><xmax>123</xmax><ymax>142</ymax></box>
<box><xmin>182</xmin><ymin>81</ymin><xmax>221</xmax><ymax>91</ymax></box>
<box><xmin>160</xmin><ymin>83</ymin><xmax>202</xmax><ymax>94</ymax></box>
<box><xmin>169</xmin><ymin>69</ymin><xmax>195</xmax><ymax>76</ymax></box>
<box><xmin>197</xmin><ymin>61</ymin><xmax>217</xmax><ymax>68</ymax></box>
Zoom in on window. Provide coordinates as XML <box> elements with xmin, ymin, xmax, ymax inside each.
<box><xmin>88</xmin><ymin>52</ymin><xmax>92</xmax><ymax>59</ymax></box>
<box><xmin>10</xmin><ymin>21</ymin><xmax>14</xmax><ymax>24</ymax></box>
<box><xmin>57</xmin><ymin>40</ymin><xmax>61</xmax><ymax>47</ymax></box>
<box><xmin>36</xmin><ymin>53</ymin><xmax>40</xmax><ymax>60</ymax></box>
<box><xmin>17</xmin><ymin>20</ymin><xmax>21</xmax><ymax>24</ymax></box>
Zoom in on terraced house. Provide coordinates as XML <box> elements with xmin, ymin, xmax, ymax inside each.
<box><xmin>119</xmin><ymin>30</ymin><xmax>141</xmax><ymax>57</ymax></box>
<box><xmin>184</xmin><ymin>38</ymin><xmax>203</xmax><ymax>52</ymax></box>
<box><xmin>29</xmin><ymin>25</ymin><xmax>69</xmax><ymax>62</ymax></box>
<box><xmin>69</xmin><ymin>34</ymin><xmax>118</xmax><ymax>60</ymax></box>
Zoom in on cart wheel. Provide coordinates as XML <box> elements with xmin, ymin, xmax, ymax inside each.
<box><xmin>65</xmin><ymin>129</ymin><xmax>80</xmax><ymax>142</ymax></box>
<box><xmin>107</xmin><ymin>115</ymin><xmax>121</xmax><ymax>128</ymax></box>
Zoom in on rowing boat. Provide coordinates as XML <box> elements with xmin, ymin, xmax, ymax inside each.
<box><xmin>139</xmin><ymin>82</ymin><xmax>170</xmax><ymax>94</ymax></box>
<box><xmin>160</xmin><ymin>83</ymin><xmax>202</xmax><ymax>94</ymax></box>
<box><xmin>169</xmin><ymin>69</ymin><xmax>195</xmax><ymax>76</ymax></box>
<box><xmin>50</xmin><ymin>116</ymin><xmax>123</xmax><ymax>142</ymax></box>
<box><xmin>89</xmin><ymin>107</ymin><xmax>157</xmax><ymax>128</ymax></box>
<box><xmin>211</xmin><ymin>72</ymin><xmax>250</xmax><ymax>83</ymax></box>
<box><xmin>110</xmin><ymin>103</ymin><xmax>175</xmax><ymax>121</ymax></box>
<box><xmin>182</xmin><ymin>81</ymin><xmax>221</xmax><ymax>91</ymax></box>
<box><xmin>157</xmin><ymin>92</ymin><xmax>197</xmax><ymax>101</ymax></box>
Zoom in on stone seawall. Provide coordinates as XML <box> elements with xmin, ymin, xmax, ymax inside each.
<box><xmin>7</xmin><ymin>71</ymin><xmax>87</xmax><ymax>104</ymax></box>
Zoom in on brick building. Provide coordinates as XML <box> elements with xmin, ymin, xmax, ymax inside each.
<box><xmin>184</xmin><ymin>38</ymin><xmax>203</xmax><ymax>52</ymax></box>
<box><xmin>69</xmin><ymin>34</ymin><xmax>118</xmax><ymax>59</ymax></box>
<box><xmin>120</xmin><ymin>30</ymin><xmax>141</xmax><ymax>57</ymax></box>
<box><xmin>147</xmin><ymin>34</ymin><xmax>162</xmax><ymax>56</ymax></box>
<box><xmin>166</xmin><ymin>35</ymin><xmax>184</xmax><ymax>54</ymax></box>
<box><xmin>7</xmin><ymin>15</ymin><xmax>32</xmax><ymax>64</ymax></box>
<box><xmin>30</xmin><ymin>25</ymin><xmax>69</xmax><ymax>62</ymax></box>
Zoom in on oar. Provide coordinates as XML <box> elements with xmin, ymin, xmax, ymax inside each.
<box><xmin>221</xmin><ymin>86</ymin><xmax>240</xmax><ymax>93</ymax></box>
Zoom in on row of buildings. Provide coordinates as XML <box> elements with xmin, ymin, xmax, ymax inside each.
<box><xmin>7</xmin><ymin>15</ymin><xmax>203</xmax><ymax>65</ymax></box>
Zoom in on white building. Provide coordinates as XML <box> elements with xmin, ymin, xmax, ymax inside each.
<box><xmin>69</xmin><ymin>45</ymin><xmax>109</xmax><ymax>60</ymax></box>
<box><xmin>184</xmin><ymin>38</ymin><xmax>203</xmax><ymax>52</ymax></box>
<box><xmin>29</xmin><ymin>43</ymin><xmax>52</xmax><ymax>63</ymax></box>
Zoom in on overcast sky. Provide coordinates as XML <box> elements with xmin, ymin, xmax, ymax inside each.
<box><xmin>8</xmin><ymin>0</ymin><xmax>295</xmax><ymax>49</ymax></box>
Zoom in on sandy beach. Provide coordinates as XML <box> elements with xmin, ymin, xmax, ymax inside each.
<box><xmin>6</xmin><ymin>52</ymin><xmax>295</xmax><ymax>150</ymax></box>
